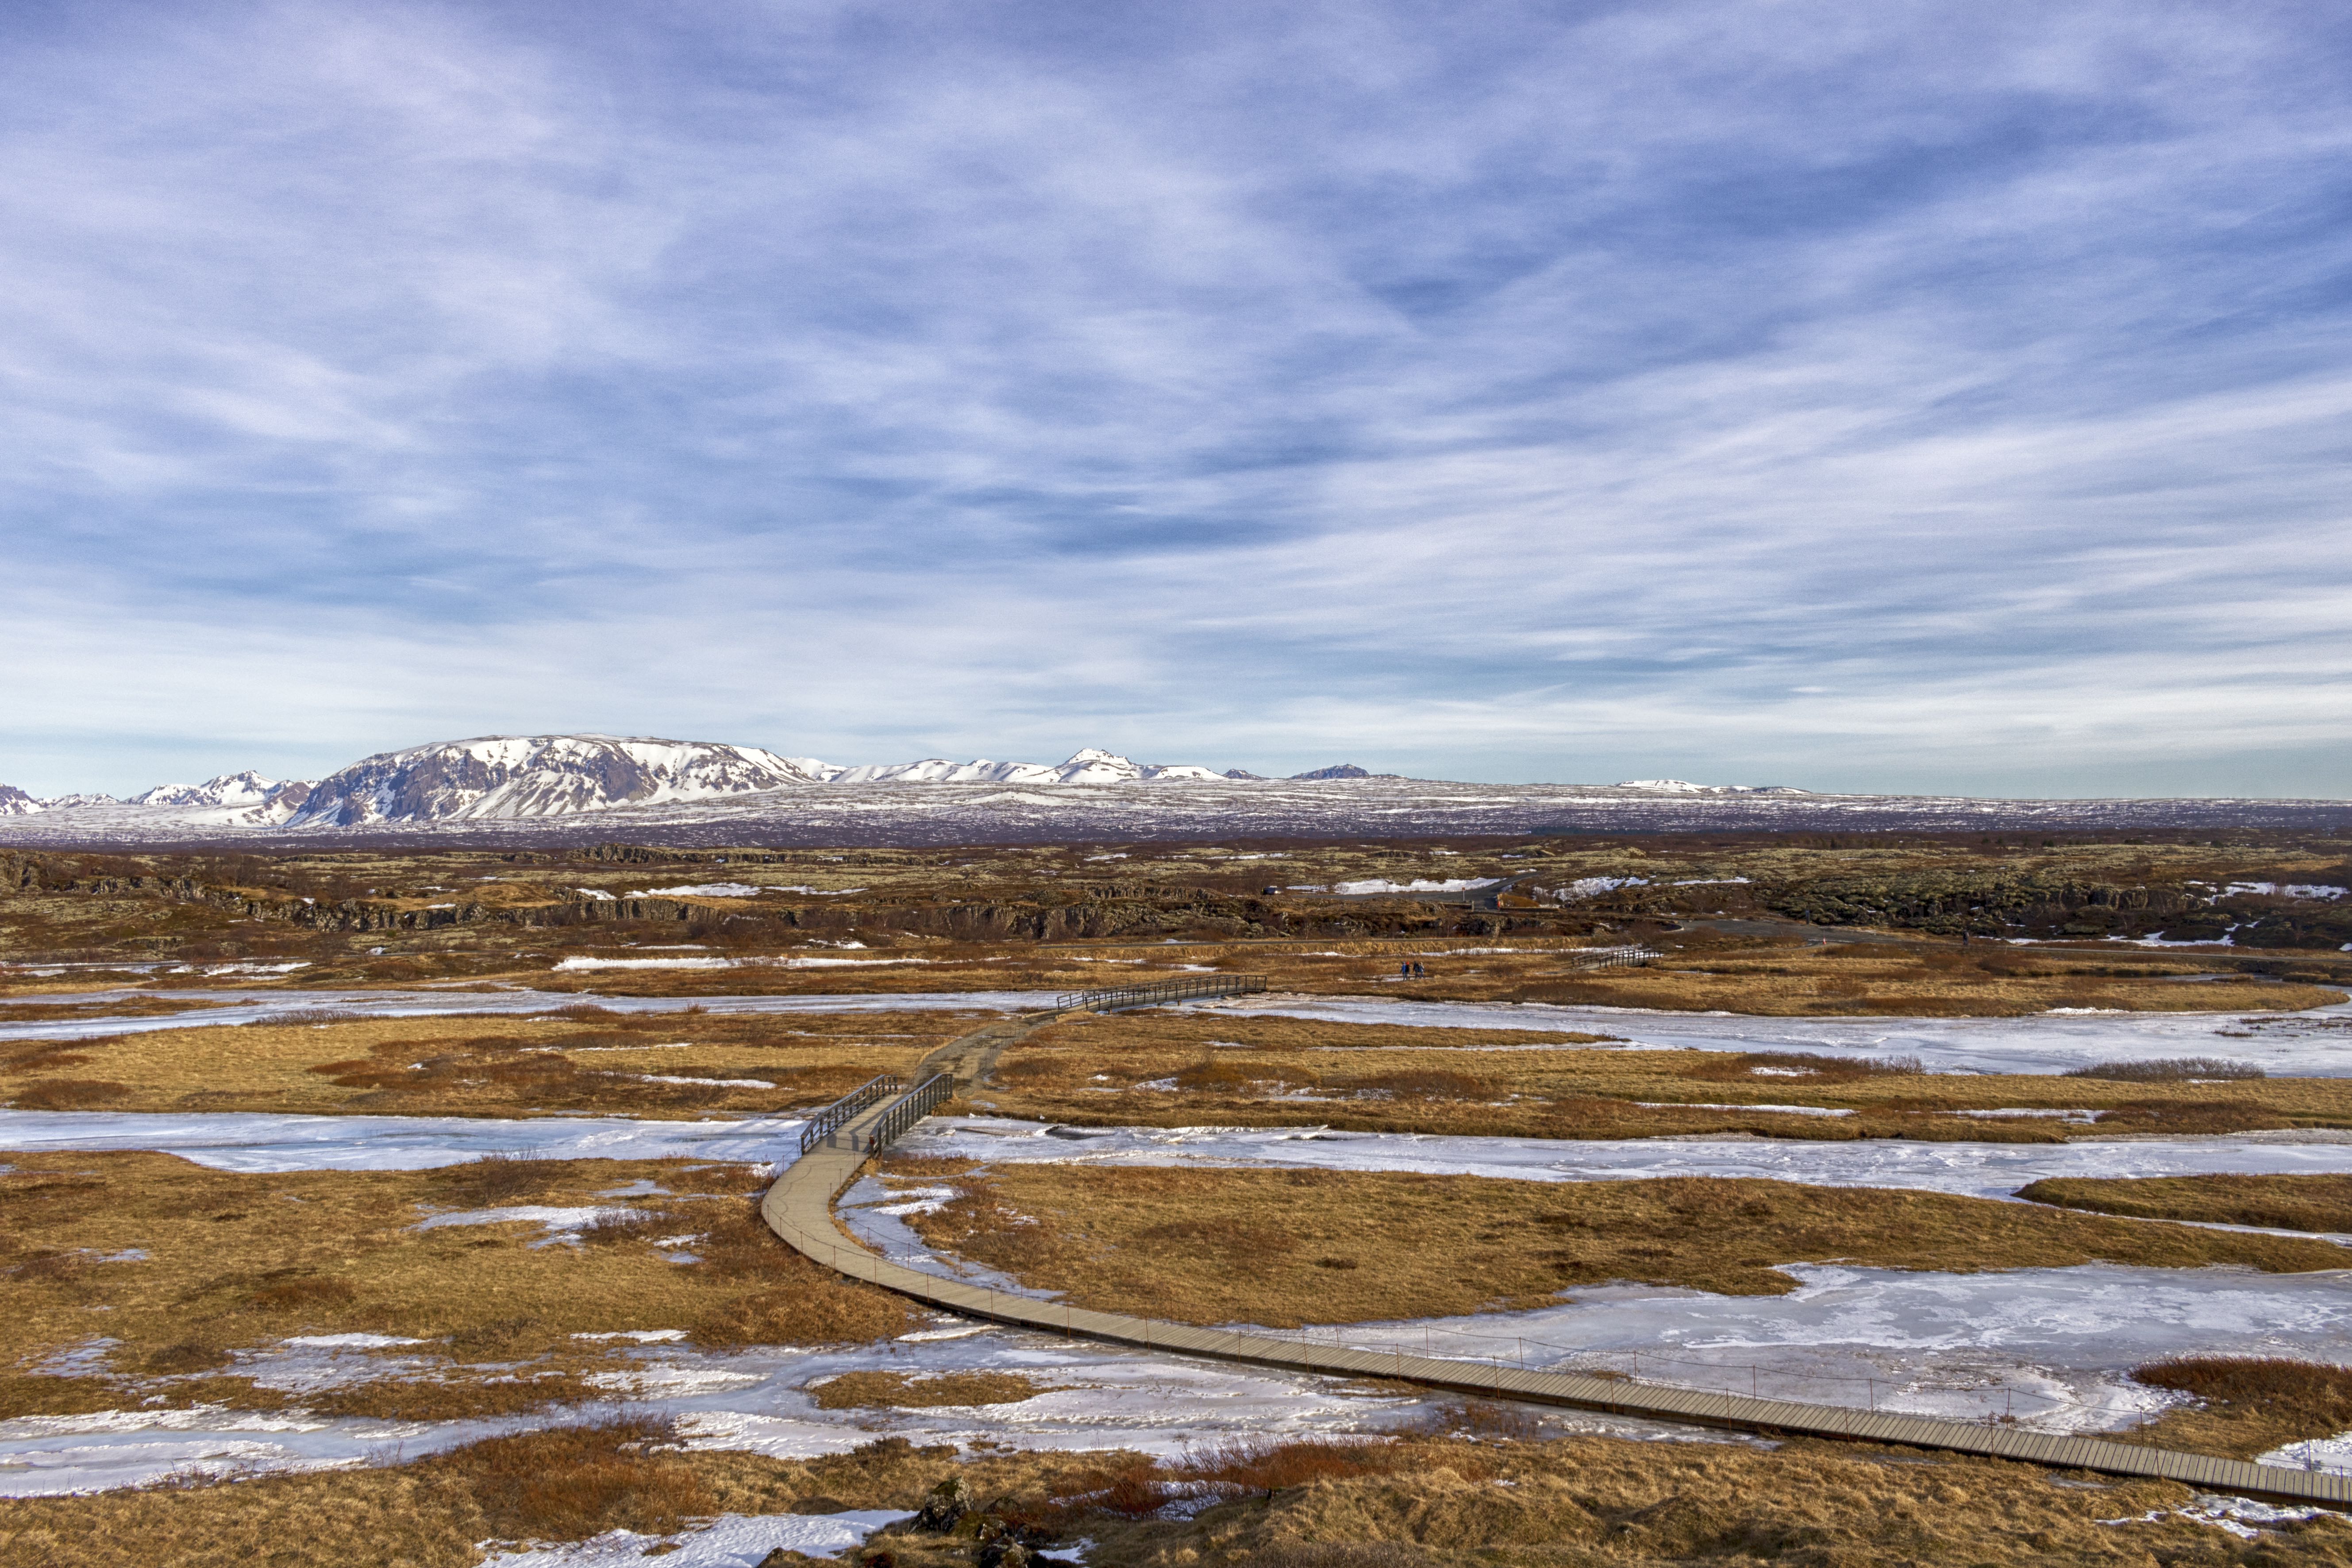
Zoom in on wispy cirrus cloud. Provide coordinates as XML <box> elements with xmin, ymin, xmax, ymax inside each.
<box><xmin>0</xmin><ymin>0</ymin><xmax>2346</xmax><ymax>797</ymax></box>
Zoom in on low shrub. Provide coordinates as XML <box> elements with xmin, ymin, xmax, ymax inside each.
<box><xmin>433</xmin><ymin>1152</ymin><xmax>562</xmax><ymax>1207</ymax></box>
<box><xmin>10</xmin><ymin>1078</ymin><xmax>132</xmax><ymax>1109</ymax></box>
<box><xmin>421</xmin><ymin>1414</ymin><xmax>715</xmax><ymax>1542</ymax></box>
<box><xmin>2063</xmin><ymin>1057</ymin><xmax>2264</xmax><ymax>1081</ymax></box>
<box><xmin>1346</xmin><ymin>1069</ymin><xmax>1495</xmax><ymax>1100</ymax></box>
<box><xmin>1686</xmin><ymin>1052</ymin><xmax>1920</xmax><ymax>1083</ymax></box>
<box><xmin>2134</xmin><ymin>1356</ymin><xmax>2352</xmax><ymax>1432</ymax></box>
<box><xmin>577</xmin><ymin>1208</ymin><xmax>672</xmax><ymax>1246</ymax></box>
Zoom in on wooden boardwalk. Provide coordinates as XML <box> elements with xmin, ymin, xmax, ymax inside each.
<box><xmin>760</xmin><ymin>1015</ymin><xmax>2352</xmax><ymax>1508</ymax></box>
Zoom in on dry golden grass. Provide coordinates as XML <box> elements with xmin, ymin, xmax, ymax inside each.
<box><xmin>980</xmin><ymin>1013</ymin><xmax>2352</xmax><ymax>1140</ymax></box>
<box><xmin>0</xmin><ymin>1007</ymin><xmax>977</xmax><ymax>1119</ymax></box>
<box><xmin>895</xmin><ymin>1165</ymin><xmax>2349</xmax><ymax>1328</ymax></box>
<box><xmin>0</xmin><ymin>1152</ymin><xmax>913</xmax><ymax>1416</ymax></box>
<box><xmin>1479</xmin><ymin>945</ymin><xmax>2346</xmax><ymax>1016</ymax></box>
<box><xmin>2019</xmin><ymin>1174</ymin><xmax>2352</xmax><ymax>1234</ymax></box>
<box><xmin>2124</xmin><ymin>1357</ymin><xmax>2352</xmax><ymax>1460</ymax></box>
<box><xmin>8</xmin><ymin>1422</ymin><xmax>2345</xmax><ymax>1568</ymax></box>
<box><xmin>806</xmin><ymin>1369</ymin><xmax>1069</xmax><ymax>1409</ymax></box>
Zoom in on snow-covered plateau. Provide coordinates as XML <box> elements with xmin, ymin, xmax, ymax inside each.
<box><xmin>5</xmin><ymin>731</ymin><xmax>2347</xmax><ymax>845</ymax></box>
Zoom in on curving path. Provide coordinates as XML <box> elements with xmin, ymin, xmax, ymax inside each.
<box><xmin>761</xmin><ymin>1009</ymin><xmax>2352</xmax><ymax>1506</ymax></box>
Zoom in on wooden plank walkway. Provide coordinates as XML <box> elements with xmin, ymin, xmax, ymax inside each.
<box><xmin>759</xmin><ymin>1014</ymin><xmax>2352</xmax><ymax>1508</ymax></box>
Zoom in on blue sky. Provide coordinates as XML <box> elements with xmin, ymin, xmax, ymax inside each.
<box><xmin>4</xmin><ymin>0</ymin><xmax>2348</xmax><ymax>799</ymax></box>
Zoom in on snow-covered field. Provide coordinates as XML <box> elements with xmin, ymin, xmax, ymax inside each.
<box><xmin>1198</xmin><ymin>994</ymin><xmax>2352</xmax><ymax>1076</ymax></box>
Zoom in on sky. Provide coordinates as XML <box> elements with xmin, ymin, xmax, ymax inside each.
<box><xmin>3</xmin><ymin>0</ymin><xmax>2348</xmax><ymax>800</ymax></box>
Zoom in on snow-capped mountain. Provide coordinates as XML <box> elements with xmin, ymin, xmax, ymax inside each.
<box><xmin>131</xmin><ymin>771</ymin><xmax>284</xmax><ymax>809</ymax></box>
<box><xmin>1615</xmin><ymin>779</ymin><xmax>1810</xmax><ymax>795</ymax></box>
<box><xmin>833</xmin><ymin>747</ymin><xmax>1224</xmax><ymax>786</ymax></box>
<box><xmin>287</xmin><ymin>735</ymin><xmax>839</xmax><ymax>827</ymax></box>
<box><xmin>0</xmin><ymin>784</ymin><xmax>39</xmax><ymax>817</ymax></box>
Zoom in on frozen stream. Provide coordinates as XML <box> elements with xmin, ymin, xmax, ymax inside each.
<box><xmin>905</xmin><ymin>1117</ymin><xmax>2352</xmax><ymax>1203</ymax></box>
<box><xmin>0</xmin><ymin>987</ymin><xmax>1051</xmax><ymax>1044</ymax></box>
<box><xmin>1197</xmin><ymin>994</ymin><xmax>2352</xmax><ymax>1075</ymax></box>
<box><xmin>0</xmin><ymin>1108</ymin><xmax>815</xmax><ymax>1171</ymax></box>
<box><xmin>5</xmin><ymin>984</ymin><xmax>2350</xmax><ymax>1077</ymax></box>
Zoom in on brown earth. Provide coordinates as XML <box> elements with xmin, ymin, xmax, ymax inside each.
<box><xmin>891</xmin><ymin>1163</ymin><xmax>2349</xmax><ymax>1328</ymax></box>
<box><xmin>2020</xmin><ymin>1174</ymin><xmax>2352</xmax><ymax>1235</ymax></box>
<box><xmin>806</xmin><ymin>1369</ymin><xmax>1070</xmax><ymax>1409</ymax></box>
<box><xmin>0</xmin><ymin>1007</ymin><xmax>975</xmax><ymax>1118</ymax></box>
<box><xmin>0</xmin><ymin>1152</ymin><xmax>913</xmax><ymax>1420</ymax></box>
<box><xmin>4</xmin><ymin>1420</ymin><xmax>2347</xmax><ymax>1568</ymax></box>
<box><xmin>975</xmin><ymin>1012</ymin><xmax>2352</xmax><ymax>1140</ymax></box>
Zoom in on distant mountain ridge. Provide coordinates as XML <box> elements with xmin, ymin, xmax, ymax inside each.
<box><xmin>0</xmin><ymin>732</ymin><xmax>1813</xmax><ymax>832</ymax></box>
<box><xmin>2</xmin><ymin>733</ymin><xmax>2343</xmax><ymax>845</ymax></box>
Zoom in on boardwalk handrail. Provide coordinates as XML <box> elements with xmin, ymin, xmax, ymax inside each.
<box><xmin>867</xmin><ymin>1073</ymin><xmax>954</xmax><ymax>1152</ymax></box>
<box><xmin>758</xmin><ymin>1012</ymin><xmax>2352</xmax><ymax>1507</ymax></box>
<box><xmin>797</xmin><ymin>1074</ymin><xmax>903</xmax><ymax>1154</ymax></box>
<box><xmin>1566</xmin><ymin>945</ymin><xmax>1660</xmax><ymax>971</ymax></box>
<box><xmin>1054</xmin><ymin>972</ymin><xmax>1268</xmax><ymax>1013</ymax></box>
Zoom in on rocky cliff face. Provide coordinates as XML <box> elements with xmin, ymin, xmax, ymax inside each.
<box><xmin>285</xmin><ymin>735</ymin><xmax>837</xmax><ymax>827</ymax></box>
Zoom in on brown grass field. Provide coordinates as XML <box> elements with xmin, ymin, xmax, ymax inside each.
<box><xmin>0</xmin><ymin>1151</ymin><xmax>915</xmax><ymax>1421</ymax></box>
<box><xmin>2019</xmin><ymin>1174</ymin><xmax>2352</xmax><ymax>1234</ymax></box>
<box><xmin>7</xmin><ymin>836</ymin><xmax>2352</xmax><ymax>1562</ymax></box>
<box><xmin>4</xmin><ymin>1417</ymin><xmax>2349</xmax><ymax>1568</ymax></box>
<box><xmin>2122</xmin><ymin>1356</ymin><xmax>2352</xmax><ymax>1460</ymax></box>
<box><xmin>805</xmin><ymin>1368</ymin><xmax>1070</xmax><ymax>1409</ymax></box>
<box><xmin>976</xmin><ymin>1011</ymin><xmax>2352</xmax><ymax>1140</ymax></box>
<box><xmin>890</xmin><ymin>1162</ymin><xmax>2348</xmax><ymax>1327</ymax></box>
<box><xmin>0</xmin><ymin>1006</ymin><xmax>975</xmax><ymax>1118</ymax></box>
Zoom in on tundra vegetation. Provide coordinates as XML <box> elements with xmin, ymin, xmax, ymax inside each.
<box><xmin>4</xmin><ymin>828</ymin><xmax>2352</xmax><ymax>1565</ymax></box>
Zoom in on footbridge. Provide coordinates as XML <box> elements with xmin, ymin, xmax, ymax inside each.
<box><xmin>759</xmin><ymin>1009</ymin><xmax>2350</xmax><ymax>1506</ymax></box>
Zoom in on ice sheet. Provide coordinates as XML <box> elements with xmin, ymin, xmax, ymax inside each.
<box><xmin>1199</xmin><ymin>995</ymin><xmax>2352</xmax><ymax>1076</ymax></box>
<box><xmin>0</xmin><ymin>988</ymin><xmax>1051</xmax><ymax>1044</ymax></box>
<box><xmin>1279</xmin><ymin>1263</ymin><xmax>2352</xmax><ymax>1432</ymax></box>
<box><xmin>0</xmin><ymin>1109</ymin><xmax>808</xmax><ymax>1171</ymax></box>
<box><xmin>903</xmin><ymin>1117</ymin><xmax>2352</xmax><ymax>1202</ymax></box>
<box><xmin>0</xmin><ymin>1319</ymin><xmax>1470</xmax><ymax>1495</ymax></box>
<box><xmin>477</xmin><ymin>1511</ymin><xmax>913</xmax><ymax>1567</ymax></box>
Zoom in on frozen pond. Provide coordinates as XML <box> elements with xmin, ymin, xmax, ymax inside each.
<box><xmin>0</xmin><ymin>1317</ymin><xmax>1537</xmax><ymax>1495</ymax></box>
<box><xmin>1199</xmin><ymin>994</ymin><xmax>2352</xmax><ymax>1076</ymax></box>
<box><xmin>1256</xmin><ymin>1262</ymin><xmax>2352</xmax><ymax>1433</ymax></box>
<box><xmin>905</xmin><ymin>1117</ymin><xmax>2352</xmax><ymax>1203</ymax></box>
<box><xmin>0</xmin><ymin>987</ymin><xmax>1051</xmax><ymax>1044</ymax></box>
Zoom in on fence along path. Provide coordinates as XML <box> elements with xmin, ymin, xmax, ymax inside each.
<box><xmin>759</xmin><ymin>1009</ymin><xmax>2352</xmax><ymax>1507</ymax></box>
<box><xmin>1053</xmin><ymin>973</ymin><xmax>1266</xmax><ymax>1013</ymax></box>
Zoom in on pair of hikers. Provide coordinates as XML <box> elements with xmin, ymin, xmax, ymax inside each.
<box><xmin>1397</xmin><ymin>960</ymin><xmax>1426</xmax><ymax>979</ymax></box>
